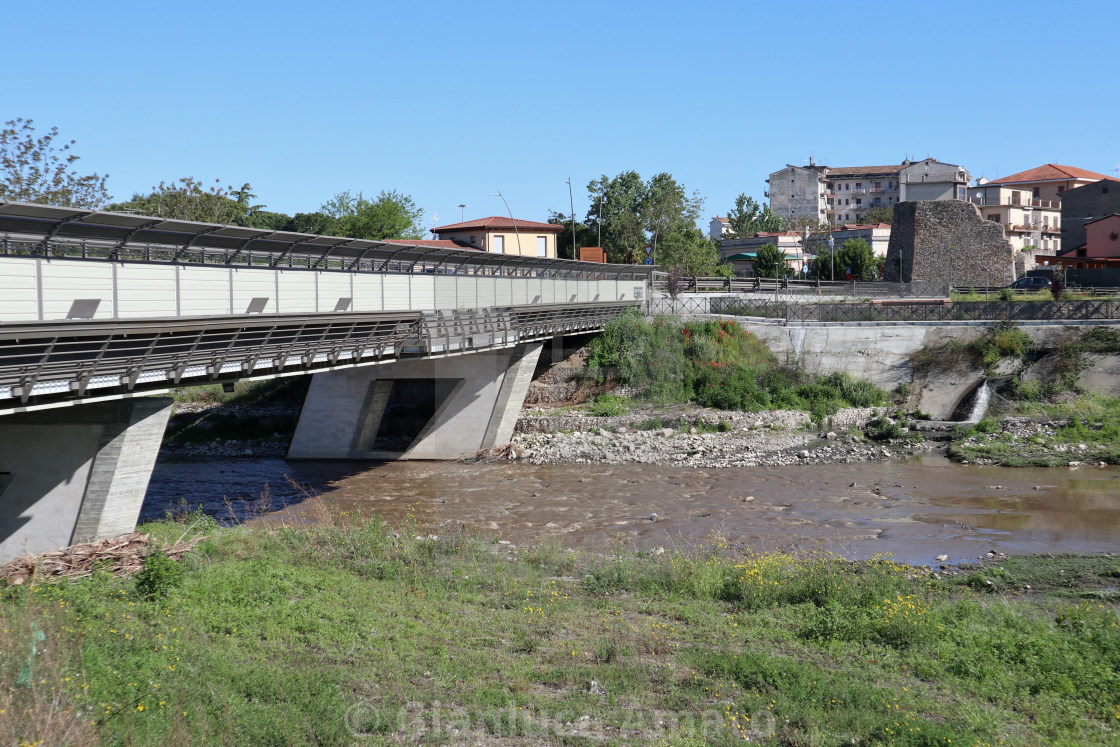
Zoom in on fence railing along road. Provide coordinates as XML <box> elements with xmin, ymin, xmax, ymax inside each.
<box><xmin>649</xmin><ymin>297</ymin><xmax>1120</xmax><ymax>323</ymax></box>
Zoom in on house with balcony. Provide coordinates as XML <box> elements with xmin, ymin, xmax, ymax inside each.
<box><xmin>968</xmin><ymin>164</ymin><xmax>1113</xmax><ymax>267</ymax></box>
<box><xmin>430</xmin><ymin>216</ymin><xmax>563</xmax><ymax>258</ymax></box>
<box><xmin>709</xmin><ymin>216</ymin><xmax>731</xmax><ymax>241</ymax></box>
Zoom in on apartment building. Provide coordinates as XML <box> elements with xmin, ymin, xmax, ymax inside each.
<box><xmin>968</xmin><ymin>164</ymin><xmax>1113</xmax><ymax>260</ymax></box>
<box><xmin>766</xmin><ymin>158</ymin><xmax>969</xmax><ymax>226</ymax></box>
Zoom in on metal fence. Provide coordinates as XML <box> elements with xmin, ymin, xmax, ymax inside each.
<box><xmin>650</xmin><ymin>275</ymin><xmax>948</xmax><ymax>298</ymax></box>
<box><xmin>706</xmin><ymin>298</ymin><xmax>1120</xmax><ymax>323</ymax></box>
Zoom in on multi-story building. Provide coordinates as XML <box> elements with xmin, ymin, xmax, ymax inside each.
<box><xmin>709</xmin><ymin>216</ymin><xmax>731</xmax><ymax>241</ymax></box>
<box><xmin>968</xmin><ymin>164</ymin><xmax>1113</xmax><ymax>264</ymax></box>
<box><xmin>1055</xmin><ymin>177</ymin><xmax>1120</xmax><ymax>257</ymax></box>
<box><xmin>766</xmin><ymin>158</ymin><xmax>969</xmax><ymax>226</ymax></box>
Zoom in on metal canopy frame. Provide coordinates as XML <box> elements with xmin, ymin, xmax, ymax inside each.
<box><xmin>0</xmin><ymin>200</ymin><xmax>652</xmax><ymax>281</ymax></box>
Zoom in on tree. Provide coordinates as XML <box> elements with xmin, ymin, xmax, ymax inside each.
<box><xmin>833</xmin><ymin>238</ymin><xmax>877</xmax><ymax>281</ymax></box>
<box><xmin>322</xmin><ymin>189</ymin><xmax>425</xmax><ymax>240</ymax></box>
<box><xmin>584</xmin><ymin>170</ymin><xmax>714</xmax><ymax>271</ymax></box>
<box><xmin>547</xmin><ymin>210</ymin><xmax>596</xmax><ymax>260</ymax></box>
<box><xmin>858</xmin><ymin>206</ymin><xmax>894</xmax><ymax>225</ymax></box>
<box><xmin>726</xmin><ymin>193</ymin><xmax>783</xmax><ymax>237</ymax></box>
<box><xmin>753</xmin><ymin>242</ymin><xmax>785</xmax><ymax>279</ymax></box>
<box><xmin>286</xmin><ymin>212</ymin><xmax>337</xmax><ymax>235</ymax></box>
<box><xmin>656</xmin><ymin>228</ymin><xmax>728</xmax><ymax>277</ymax></box>
<box><xmin>109</xmin><ymin>177</ymin><xmax>243</xmax><ymax>223</ymax></box>
<box><xmin>0</xmin><ymin>118</ymin><xmax>111</xmax><ymax>207</ymax></box>
<box><xmin>585</xmin><ymin>171</ymin><xmax>647</xmax><ymax>261</ymax></box>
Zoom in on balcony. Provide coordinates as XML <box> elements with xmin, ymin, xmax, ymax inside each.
<box><xmin>850</xmin><ymin>188</ymin><xmax>867</xmax><ymax>195</ymax></box>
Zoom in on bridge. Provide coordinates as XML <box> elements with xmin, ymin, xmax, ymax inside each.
<box><xmin>0</xmin><ymin>200</ymin><xmax>652</xmax><ymax>561</ymax></box>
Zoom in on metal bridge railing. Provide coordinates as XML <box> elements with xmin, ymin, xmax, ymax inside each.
<box><xmin>706</xmin><ymin>298</ymin><xmax>1120</xmax><ymax>323</ymax></box>
<box><xmin>0</xmin><ymin>302</ymin><xmax>639</xmax><ymax>411</ymax></box>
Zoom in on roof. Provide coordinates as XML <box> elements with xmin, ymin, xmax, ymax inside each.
<box><xmin>0</xmin><ymin>200</ymin><xmax>652</xmax><ymax>279</ymax></box>
<box><xmin>431</xmin><ymin>216</ymin><xmax>562</xmax><ymax>233</ymax></box>
<box><xmin>1083</xmin><ymin>213</ymin><xmax>1120</xmax><ymax>227</ymax></box>
<box><xmin>987</xmin><ymin>164</ymin><xmax>1112</xmax><ymax>185</ymax></box>
<box><xmin>712</xmin><ymin>216</ymin><xmax>729</xmax><ymax>223</ymax></box>
<box><xmin>824</xmin><ymin>164</ymin><xmax>906</xmax><ymax>176</ymax></box>
<box><xmin>384</xmin><ymin>238</ymin><xmax>479</xmax><ymax>250</ymax></box>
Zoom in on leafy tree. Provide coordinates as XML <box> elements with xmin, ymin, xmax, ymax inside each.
<box><xmin>0</xmin><ymin>118</ymin><xmax>111</xmax><ymax>207</ymax></box>
<box><xmin>753</xmin><ymin>242</ymin><xmax>786</xmax><ymax>279</ymax></box>
<box><xmin>858</xmin><ymin>206</ymin><xmax>894</xmax><ymax>225</ymax></box>
<box><xmin>109</xmin><ymin>177</ymin><xmax>243</xmax><ymax>223</ymax></box>
<box><xmin>726</xmin><ymin>193</ymin><xmax>783</xmax><ymax>237</ymax></box>
<box><xmin>286</xmin><ymin>212</ymin><xmax>337</xmax><ymax>235</ymax></box>
<box><xmin>585</xmin><ymin>171</ymin><xmax>647</xmax><ymax>261</ymax></box>
<box><xmin>584</xmin><ymin>170</ymin><xmax>713</xmax><ymax>271</ymax></box>
<box><xmin>547</xmin><ymin>210</ymin><xmax>596</xmax><ymax>260</ymax></box>
<box><xmin>833</xmin><ymin>238</ymin><xmax>877</xmax><ymax>281</ymax></box>
<box><xmin>322</xmin><ymin>189</ymin><xmax>424</xmax><ymax>240</ymax></box>
<box><xmin>657</xmin><ymin>228</ymin><xmax>728</xmax><ymax>277</ymax></box>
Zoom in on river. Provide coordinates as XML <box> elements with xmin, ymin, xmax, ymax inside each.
<box><xmin>140</xmin><ymin>456</ymin><xmax>1120</xmax><ymax>566</ymax></box>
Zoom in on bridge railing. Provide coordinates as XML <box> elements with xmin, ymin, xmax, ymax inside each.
<box><xmin>0</xmin><ymin>302</ymin><xmax>639</xmax><ymax>411</ymax></box>
<box><xmin>704</xmin><ymin>298</ymin><xmax>1120</xmax><ymax>323</ymax></box>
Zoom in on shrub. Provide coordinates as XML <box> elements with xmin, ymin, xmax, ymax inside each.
<box><xmin>134</xmin><ymin>548</ymin><xmax>184</xmax><ymax>600</ymax></box>
<box><xmin>589</xmin><ymin>393</ymin><xmax>628</xmax><ymax>417</ymax></box>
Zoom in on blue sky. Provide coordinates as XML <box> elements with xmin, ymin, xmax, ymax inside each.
<box><xmin>5</xmin><ymin>0</ymin><xmax>1118</xmax><ymax>232</ymax></box>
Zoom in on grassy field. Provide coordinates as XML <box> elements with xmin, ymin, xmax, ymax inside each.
<box><xmin>3</xmin><ymin>513</ymin><xmax>1119</xmax><ymax>746</ymax></box>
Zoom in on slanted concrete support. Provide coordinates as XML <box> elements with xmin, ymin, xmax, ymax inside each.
<box><xmin>288</xmin><ymin>343</ymin><xmax>543</xmax><ymax>460</ymax></box>
<box><xmin>0</xmin><ymin>398</ymin><xmax>173</xmax><ymax>563</ymax></box>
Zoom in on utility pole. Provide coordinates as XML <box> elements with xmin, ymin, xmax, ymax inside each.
<box><xmin>566</xmin><ymin>178</ymin><xmax>577</xmax><ymax>260</ymax></box>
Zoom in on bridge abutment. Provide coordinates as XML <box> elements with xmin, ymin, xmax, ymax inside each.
<box><xmin>288</xmin><ymin>342</ymin><xmax>543</xmax><ymax>460</ymax></box>
<box><xmin>0</xmin><ymin>398</ymin><xmax>172</xmax><ymax>563</ymax></box>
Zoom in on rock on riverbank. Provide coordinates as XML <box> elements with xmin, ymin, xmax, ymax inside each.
<box><xmin>511</xmin><ymin>406</ymin><xmax>939</xmax><ymax>468</ymax></box>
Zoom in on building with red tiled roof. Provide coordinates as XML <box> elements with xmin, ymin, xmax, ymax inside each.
<box><xmin>708</xmin><ymin>215</ymin><xmax>731</xmax><ymax>240</ymax></box>
<box><xmin>430</xmin><ymin>216</ymin><xmax>562</xmax><ymax>257</ymax></box>
<box><xmin>969</xmin><ymin>165</ymin><xmax>1110</xmax><ymax>266</ymax></box>
<box><xmin>986</xmin><ymin>164</ymin><xmax>1112</xmax><ymax>187</ymax></box>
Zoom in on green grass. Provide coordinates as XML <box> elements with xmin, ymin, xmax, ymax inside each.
<box><xmin>4</xmin><ymin>518</ymin><xmax>1119</xmax><ymax>746</ymax></box>
<box><xmin>585</xmin><ymin>310</ymin><xmax>886</xmax><ymax>421</ymax></box>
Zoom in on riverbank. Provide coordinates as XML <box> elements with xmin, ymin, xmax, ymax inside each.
<box><xmin>3</xmin><ymin>519</ymin><xmax>1118</xmax><ymax>746</ymax></box>
<box><xmin>511</xmin><ymin>404</ymin><xmax>939</xmax><ymax>468</ymax></box>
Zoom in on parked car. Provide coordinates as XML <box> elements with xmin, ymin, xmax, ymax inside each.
<box><xmin>1007</xmin><ymin>276</ymin><xmax>1052</xmax><ymax>290</ymax></box>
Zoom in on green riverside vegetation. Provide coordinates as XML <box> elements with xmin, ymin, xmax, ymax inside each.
<box><xmin>3</xmin><ymin>517</ymin><xmax>1119</xmax><ymax>745</ymax></box>
<box><xmin>585</xmin><ymin>310</ymin><xmax>884</xmax><ymax>421</ymax></box>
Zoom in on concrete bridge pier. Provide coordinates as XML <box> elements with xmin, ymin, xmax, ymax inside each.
<box><xmin>288</xmin><ymin>342</ymin><xmax>543</xmax><ymax>460</ymax></box>
<box><xmin>0</xmin><ymin>398</ymin><xmax>173</xmax><ymax>563</ymax></box>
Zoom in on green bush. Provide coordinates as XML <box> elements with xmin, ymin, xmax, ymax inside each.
<box><xmin>134</xmin><ymin>548</ymin><xmax>184</xmax><ymax>600</ymax></box>
<box><xmin>589</xmin><ymin>393</ymin><xmax>628</xmax><ymax>417</ymax></box>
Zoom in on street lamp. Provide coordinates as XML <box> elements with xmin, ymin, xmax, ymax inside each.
<box><xmin>597</xmin><ymin>191</ymin><xmax>606</xmax><ymax>248</ymax></box>
<box><xmin>490</xmin><ymin>190</ymin><xmax>521</xmax><ymax>255</ymax></box>
<box><xmin>458</xmin><ymin>204</ymin><xmax>466</xmax><ymax>221</ymax></box>
<box><xmin>828</xmin><ymin>234</ymin><xmax>835</xmax><ymax>282</ymax></box>
<box><xmin>566</xmin><ymin>178</ymin><xmax>577</xmax><ymax>259</ymax></box>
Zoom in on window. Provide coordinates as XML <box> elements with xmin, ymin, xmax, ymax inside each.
<box><xmin>856</xmin><ymin>199</ymin><xmax>862</xmax><ymax>206</ymax></box>
<box><xmin>493</xmin><ymin>235</ymin><xmax>505</xmax><ymax>253</ymax></box>
<box><xmin>1033</xmin><ymin>187</ymin><xmax>1040</xmax><ymax>197</ymax></box>
<box><xmin>1057</xmin><ymin>185</ymin><xmax>1065</xmax><ymax>193</ymax></box>
<box><xmin>845</xmin><ymin>199</ymin><xmax>849</xmax><ymax>205</ymax></box>
<box><xmin>536</xmin><ymin>236</ymin><xmax>547</xmax><ymax>257</ymax></box>
<box><xmin>1103</xmin><ymin>186</ymin><xmax>1110</xmax><ymax>195</ymax></box>
<box><xmin>875</xmin><ymin>181</ymin><xmax>881</xmax><ymax>189</ymax></box>
<box><xmin>855</xmin><ymin>182</ymin><xmax>862</xmax><ymax>189</ymax></box>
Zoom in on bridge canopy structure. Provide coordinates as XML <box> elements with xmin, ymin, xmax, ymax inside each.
<box><xmin>0</xmin><ymin>200</ymin><xmax>652</xmax><ymax>412</ymax></box>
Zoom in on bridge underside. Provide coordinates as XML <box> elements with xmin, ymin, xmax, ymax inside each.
<box><xmin>289</xmin><ymin>342</ymin><xmax>542</xmax><ymax>460</ymax></box>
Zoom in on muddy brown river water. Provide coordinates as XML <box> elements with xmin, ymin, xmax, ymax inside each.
<box><xmin>141</xmin><ymin>456</ymin><xmax>1120</xmax><ymax>567</ymax></box>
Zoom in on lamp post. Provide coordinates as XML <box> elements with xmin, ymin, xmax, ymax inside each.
<box><xmin>597</xmin><ymin>191</ymin><xmax>606</xmax><ymax>248</ymax></box>
<box><xmin>458</xmin><ymin>204</ymin><xmax>466</xmax><ymax>221</ymax></box>
<box><xmin>490</xmin><ymin>190</ymin><xmax>521</xmax><ymax>255</ymax></box>
<box><xmin>566</xmin><ymin>177</ymin><xmax>577</xmax><ymax>259</ymax></box>
<box><xmin>828</xmin><ymin>234</ymin><xmax>835</xmax><ymax>282</ymax></box>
